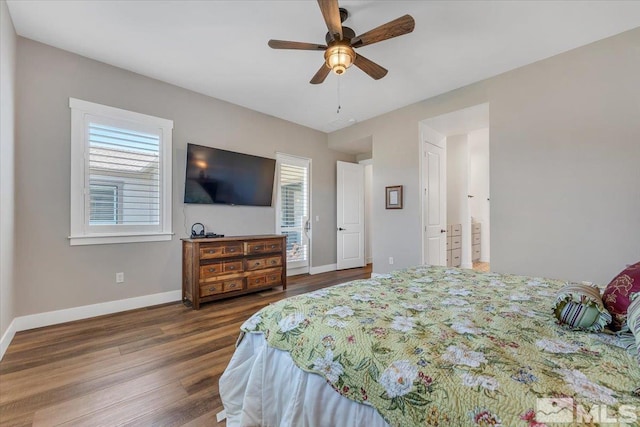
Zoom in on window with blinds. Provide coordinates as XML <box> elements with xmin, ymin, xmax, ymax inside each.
<box><xmin>88</xmin><ymin>123</ymin><xmax>160</xmax><ymax>226</ymax></box>
<box><xmin>89</xmin><ymin>182</ymin><xmax>119</xmax><ymax>225</ymax></box>
<box><xmin>276</xmin><ymin>154</ymin><xmax>310</xmax><ymax>270</ymax></box>
<box><xmin>69</xmin><ymin>98</ymin><xmax>173</xmax><ymax>245</ymax></box>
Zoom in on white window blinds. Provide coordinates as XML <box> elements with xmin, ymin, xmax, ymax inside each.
<box><xmin>89</xmin><ymin>182</ymin><xmax>119</xmax><ymax>225</ymax></box>
<box><xmin>88</xmin><ymin>123</ymin><xmax>160</xmax><ymax>226</ymax></box>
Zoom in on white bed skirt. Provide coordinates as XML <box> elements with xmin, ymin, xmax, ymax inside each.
<box><xmin>220</xmin><ymin>332</ymin><xmax>389</xmax><ymax>427</ymax></box>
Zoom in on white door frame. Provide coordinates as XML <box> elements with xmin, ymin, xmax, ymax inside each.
<box><xmin>359</xmin><ymin>158</ymin><xmax>373</xmax><ymax>266</ymax></box>
<box><xmin>419</xmin><ymin>123</ymin><xmax>447</xmax><ymax>265</ymax></box>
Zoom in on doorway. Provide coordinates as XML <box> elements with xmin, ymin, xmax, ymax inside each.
<box><xmin>276</xmin><ymin>153</ymin><xmax>311</xmax><ymax>275</ymax></box>
<box><xmin>420</xmin><ymin>103</ymin><xmax>491</xmax><ymax>270</ymax></box>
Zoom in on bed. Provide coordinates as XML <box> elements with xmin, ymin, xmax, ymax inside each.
<box><xmin>219</xmin><ymin>266</ymin><xmax>640</xmax><ymax>426</ymax></box>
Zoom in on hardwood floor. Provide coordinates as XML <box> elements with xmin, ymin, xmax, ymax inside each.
<box><xmin>0</xmin><ymin>265</ymin><xmax>371</xmax><ymax>427</ymax></box>
<box><xmin>472</xmin><ymin>262</ymin><xmax>490</xmax><ymax>273</ymax></box>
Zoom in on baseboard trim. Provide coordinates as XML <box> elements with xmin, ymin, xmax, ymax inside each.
<box><xmin>287</xmin><ymin>266</ymin><xmax>309</xmax><ymax>276</ymax></box>
<box><xmin>309</xmin><ymin>263</ymin><xmax>337</xmax><ymax>275</ymax></box>
<box><xmin>0</xmin><ymin>290</ymin><xmax>181</xmax><ymax>361</ymax></box>
<box><xmin>0</xmin><ymin>319</ymin><xmax>17</xmax><ymax>361</ymax></box>
<box><xmin>14</xmin><ymin>290</ymin><xmax>182</xmax><ymax>332</ymax></box>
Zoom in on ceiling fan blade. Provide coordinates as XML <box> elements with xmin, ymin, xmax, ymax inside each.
<box><xmin>268</xmin><ymin>40</ymin><xmax>327</xmax><ymax>51</ymax></box>
<box><xmin>310</xmin><ymin>63</ymin><xmax>331</xmax><ymax>84</ymax></box>
<box><xmin>351</xmin><ymin>15</ymin><xmax>415</xmax><ymax>48</ymax></box>
<box><xmin>317</xmin><ymin>0</ymin><xmax>343</xmax><ymax>41</ymax></box>
<box><xmin>353</xmin><ymin>54</ymin><xmax>388</xmax><ymax>80</ymax></box>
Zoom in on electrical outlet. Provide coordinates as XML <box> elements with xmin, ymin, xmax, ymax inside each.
<box><xmin>389</xmin><ymin>257</ymin><xmax>394</xmax><ymax>265</ymax></box>
<box><xmin>116</xmin><ymin>272</ymin><xmax>124</xmax><ymax>283</ymax></box>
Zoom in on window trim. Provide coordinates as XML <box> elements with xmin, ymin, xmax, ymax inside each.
<box><xmin>69</xmin><ymin>98</ymin><xmax>173</xmax><ymax>246</ymax></box>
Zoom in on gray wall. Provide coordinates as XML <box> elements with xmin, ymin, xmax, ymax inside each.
<box><xmin>1</xmin><ymin>0</ymin><xmax>17</xmax><ymax>341</ymax></box>
<box><xmin>14</xmin><ymin>38</ymin><xmax>353</xmax><ymax>317</ymax></box>
<box><xmin>329</xmin><ymin>27</ymin><xmax>640</xmax><ymax>284</ymax></box>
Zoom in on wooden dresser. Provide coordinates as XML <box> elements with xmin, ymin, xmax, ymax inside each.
<box><xmin>182</xmin><ymin>235</ymin><xmax>287</xmax><ymax>309</ymax></box>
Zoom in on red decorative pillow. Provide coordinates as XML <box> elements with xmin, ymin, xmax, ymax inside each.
<box><xmin>602</xmin><ymin>261</ymin><xmax>640</xmax><ymax>330</ymax></box>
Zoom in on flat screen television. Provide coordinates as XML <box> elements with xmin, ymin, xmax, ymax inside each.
<box><xmin>184</xmin><ymin>143</ymin><xmax>276</xmax><ymax>206</ymax></box>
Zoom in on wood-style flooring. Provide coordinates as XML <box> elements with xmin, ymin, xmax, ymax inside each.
<box><xmin>0</xmin><ymin>265</ymin><xmax>371</xmax><ymax>427</ymax></box>
<box><xmin>472</xmin><ymin>262</ymin><xmax>490</xmax><ymax>273</ymax></box>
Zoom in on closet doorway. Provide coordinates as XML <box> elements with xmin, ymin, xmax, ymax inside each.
<box><xmin>420</xmin><ymin>103</ymin><xmax>490</xmax><ymax>271</ymax></box>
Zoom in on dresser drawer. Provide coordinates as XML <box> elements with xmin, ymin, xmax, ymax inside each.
<box><xmin>245</xmin><ymin>255</ymin><xmax>282</xmax><ymax>271</ymax></box>
<box><xmin>199</xmin><ymin>282</ymin><xmax>223</xmax><ymax>298</ymax></box>
<box><xmin>451</xmin><ymin>236</ymin><xmax>462</xmax><ymax>250</ymax></box>
<box><xmin>446</xmin><ymin>236</ymin><xmax>452</xmax><ymax>249</ymax></box>
<box><xmin>472</xmin><ymin>234</ymin><xmax>481</xmax><ymax>245</ymax></box>
<box><xmin>199</xmin><ymin>278</ymin><xmax>244</xmax><ymax>298</ymax></box>
<box><xmin>246</xmin><ymin>268</ymin><xmax>282</xmax><ymax>289</ymax></box>
<box><xmin>450</xmin><ymin>224</ymin><xmax>462</xmax><ymax>236</ymax></box>
<box><xmin>200</xmin><ymin>260</ymin><xmax>244</xmax><ymax>280</ymax></box>
<box><xmin>246</xmin><ymin>240</ymin><xmax>283</xmax><ymax>255</ymax></box>
<box><xmin>472</xmin><ymin>223</ymin><xmax>481</xmax><ymax>233</ymax></box>
<box><xmin>223</xmin><ymin>279</ymin><xmax>243</xmax><ymax>293</ymax></box>
<box><xmin>472</xmin><ymin>244</ymin><xmax>481</xmax><ymax>261</ymax></box>
<box><xmin>199</xmin><ymin>243</ymin><xmax>243</xmax><ymax>260</ymax></box>
<box><xmin>451</xmin><ymin>248</ymin><xmax>462</xmax><ymax>266</ymax></box>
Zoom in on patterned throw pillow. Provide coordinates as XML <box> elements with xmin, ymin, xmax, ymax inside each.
<box><xmin>626</xmin><ymin>293</ymin><xmax>640</xmax><ymax>366</ymax></box>
<box><xmin>603</xmin><ymin>261</ymin><xmax>640</xmax><ymax>331</ymax></box>
<box><xmin>553</xmin><ymin>283</ymin><xmax>611</xmax><ymax>332</ymax></box>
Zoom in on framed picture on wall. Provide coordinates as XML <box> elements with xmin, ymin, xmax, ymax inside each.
<box><xmin>385</xmin><ymin>185</ymin><xmax>403</xmax><ymax>209</ymax></box>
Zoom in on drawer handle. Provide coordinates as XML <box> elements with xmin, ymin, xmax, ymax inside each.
<box><xmin>209</xmin><ymin>287</ymin><xmax>216</xmax><ymax>292</ymax></box>
<box><xmin>254</xmin><ymin>246</ymin><xmax>260</xmax><ymax>250</ymax></box>
<box><xmin>228</xmin><ymin>266</ymin><xmax>235</xmax><ymax>270</ymax></box>
<box><xmin>270</xmin><ymin>244</ymin><xmax>276</xmax><ymax>248</ymax></box>
<box><xmin>255</xmin><ymin>262</ymin><xmax>260</xmax><ymax>266</ymax></box>
<box><xmin>208</xmin><ymin>268</ymin><xmax>215</xmax><ymax>272</ymax></box>
<box><xmin>229</xmin><ymin>283</ymin><xmax>237</xmax><ymax>288</ymax></box>
<box><xmin>270</xmin><ymin>260</ymin><xmax>277</xmax><ymax>264</ymax></box>
<box><xmin>207</xmin><ymin>250</ymin><xmax>215</xmax><ymax>254</ymax></box>
<box><xmin>270</xmin><ymin>276</ymin><xmax>277</xmax><ymax>280</ymax></box>
<box><xmin>229</xmin><ymin>248</ymin><xmax>235</xmax><ymax>252</ymax></box>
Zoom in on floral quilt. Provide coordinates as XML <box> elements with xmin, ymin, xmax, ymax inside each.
<box><xmin>241</xmin><ymin>266</ymin><xmax>640</xmax><ymax>426</ymax></box>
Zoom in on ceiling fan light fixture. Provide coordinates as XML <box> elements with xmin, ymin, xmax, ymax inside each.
<box><xmin>324</xmin><ymin>43</ymin><xmax>355</xmax><ymax>75</ymax></box>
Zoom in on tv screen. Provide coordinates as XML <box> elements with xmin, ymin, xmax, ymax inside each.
<box><xmin>184</xmin><ymin>144</ymin><xmax>276</xmax><ymax>206</ymax></box>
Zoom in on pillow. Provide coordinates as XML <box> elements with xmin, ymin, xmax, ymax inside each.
<box><xmin>553</xmin><ymin>282</ymin><xmax>611</xmax><ymax>332</ymax></box>
<box><xmin>625</xmin><ymin>292</ymin><xmax>640</xmax><ymax>366</ymax></box>
<box><xmin>603</xmin><ymin>261</ymin><xmax>640</xmax><ymax>331</ymax></box>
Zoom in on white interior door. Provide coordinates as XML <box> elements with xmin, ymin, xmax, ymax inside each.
<box><xmin>337</xmin><ymin>161</ymin><xmax>365</xmax><ymax>270</ymax></box>
<box><xmin>423</xmin><ymin>140</ymin><xmax>447</xmax><ymax>266</ymax></box>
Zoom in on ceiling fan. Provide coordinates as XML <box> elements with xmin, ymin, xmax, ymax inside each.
<box><xmin>268</xmin><ymin>0</ymin><xmax>415</xmax><ymax>84</ymax></box>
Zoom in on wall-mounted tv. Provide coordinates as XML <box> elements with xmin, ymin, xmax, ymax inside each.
<box><xmin>184</xmin><ymin>143</ymin><xmax>276</xmax><ymax>207</ymax></box>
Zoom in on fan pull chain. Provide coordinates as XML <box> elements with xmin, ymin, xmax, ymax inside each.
<box><xmin>336</xmin><ymin>75</ymin><xmax>342</xmax><ymax>114</ymax></box>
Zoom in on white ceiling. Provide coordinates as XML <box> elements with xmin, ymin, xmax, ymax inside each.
<box><xmin>7</xmin><ymin>1</ymin><xmax>640</xmax><ymax>133</ymax></box>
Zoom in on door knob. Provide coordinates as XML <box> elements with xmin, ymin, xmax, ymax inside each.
<box><xmin>440</xmin><ymin>229</ymin><xmax>447</xmax><ymax>233</ymax></box>
<box><xmin>338</xmin><ymin>227</ymin><xmax>346</xmax><ymax>231</ymax></box>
